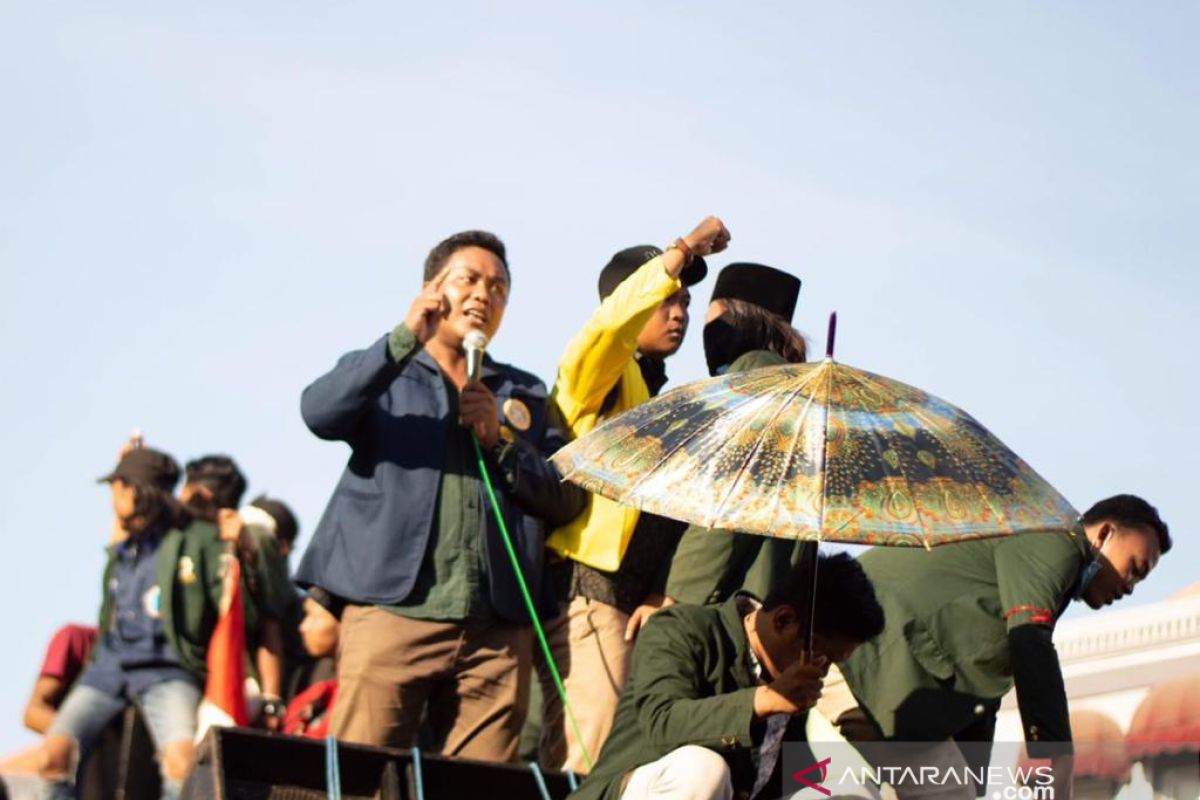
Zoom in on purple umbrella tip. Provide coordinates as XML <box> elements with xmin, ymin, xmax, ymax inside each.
<box><xmin>825</xmin><ymin>312</ymin><xmax>838</xmax><ymax>360</ymax></box>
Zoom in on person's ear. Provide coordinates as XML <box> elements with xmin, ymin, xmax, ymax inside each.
<box><xmin>772</xmin><ymin>605</ymin><xmax>799</xmax><ymax>635</ymax></box>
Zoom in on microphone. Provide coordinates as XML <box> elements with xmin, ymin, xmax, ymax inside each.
<box><xmin>464</xmin><ymin>329</ymin><xmax>488</xmax><ymax>383</ymax></box>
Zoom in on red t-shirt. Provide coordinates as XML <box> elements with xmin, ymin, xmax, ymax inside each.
<box><xmin>40</xmin><ymin>624</ymin><xmax>99</xmax><ymax>684</ymax></box>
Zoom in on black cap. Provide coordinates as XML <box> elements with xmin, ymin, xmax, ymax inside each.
<box><xmin>250</xmin><ymin>495</ymin><xmax>299</xmax><ymax>547</ymax></box>
<box><xmin>710</xmin><ymin>263</ymin><xmax>801</xmax><ymax>322</ymax></box>
<box><xmin>598</xmin><ymin>245</ymin><xmax>708</xmax><ymax>300</ymax></box>
<box><xmin>98</xmin><ymin>447</ymin><xmax>181</xmax><ymax>492</ymax></box>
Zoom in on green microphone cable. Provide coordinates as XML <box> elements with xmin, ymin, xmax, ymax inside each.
<box><xmin>471</xmin><ymin>436</ymin><xmax>595</xmax><ymax>772</ymax></box>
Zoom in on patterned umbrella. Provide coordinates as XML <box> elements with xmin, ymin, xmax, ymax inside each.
<box><xmin>552</xmin><ymin>317</ymin><xmax>1076</xmax><ymax>548</ymax></box>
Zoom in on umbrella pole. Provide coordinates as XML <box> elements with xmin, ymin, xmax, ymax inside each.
<box><xmin>803</xmin><ymin>311</ymin><xmax>835</xmax><ymax>658</ymax></box>
<box><xmin>798</xmin><ymin>540</ymin><xmax>819</xmax><ymax>659</ymax></box>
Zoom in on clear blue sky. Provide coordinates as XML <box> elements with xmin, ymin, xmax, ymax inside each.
<box><xmin>1</xmin><ymin>2</ymin><xmax>1196</xmax><ymax>755</ymax></box>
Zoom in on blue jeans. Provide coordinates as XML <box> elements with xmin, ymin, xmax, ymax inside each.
<box><xmin>42</xmin><ymin>679</ymin><xmax>201</xmax><ymax>800</ymax></box>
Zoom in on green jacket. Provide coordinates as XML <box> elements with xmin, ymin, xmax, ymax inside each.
<box><xmin>242</xmin><ymin>526</ymin><xmax>298</xmax><ymax>623</ymax></box>
<box><xmin>838</xmin><ymin>529</ymin><xmax>1090</xmax><ymax>748</ymax></box>
<box><xmin>571</xmin><ymin>596</ymin><xmax>809</xmax><ymax>800</ymax></box>
<box><xmin>665</xmin><ymin>350</ymin><xmax>810</xmax><ymax>605</ymax></box>
<box><xmin>97</xmin><ymin>520</ymin><xmax>251</xmax><ymax>680</ymax></box>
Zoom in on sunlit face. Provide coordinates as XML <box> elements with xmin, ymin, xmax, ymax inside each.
<box><xmin>636</xmin><ymin>288</ymin><xmax>690</xmax><ymax>358</ymax></box>
<box><xmin>1082</xmin><ymin>524</ymin><xmax>1161</xmax><ymax>609</ymax></box>
<box><xmin>299</xmin><ymin>598</ymin><xmax>339</xmax><ymax>658</ymax></box>
<box><xmin>432</xmin><ymin>246</ymin><xmax>509</xmax><ymax>347</ymax></box>
<box><xmin>110</xmin><ymin>479</ymin><xmax>137</xmax><ymax>522</ymax></box>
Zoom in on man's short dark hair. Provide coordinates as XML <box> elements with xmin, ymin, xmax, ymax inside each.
<box><xmin>422</xmin><ymin>230</ymin><xmax>509</xmax><ymax>283</ymax></box>
<box><xmin>250</xmin><ymin>494</ymin><xmax>299</xmax><ymax>548</ymax></box>
<box><xmin>184</xmin><ymin>455</ymin><xmax>247</xmax><ymax>510</ymax></box>
<box><xmin>1081</xmin><ymin>494</ymin><xmax>1171</xmax><ymax>554</ymax></box>
<box><xmin>763</xmin><ymin>552</ymin><xmax>885</xmax><ymax>643</ymax></box>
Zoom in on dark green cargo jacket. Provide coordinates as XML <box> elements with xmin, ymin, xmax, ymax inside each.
<box><xmin>839</xmin><ymin>529</ymin><xmax>1090</xmax><ymax>750</ymax></box>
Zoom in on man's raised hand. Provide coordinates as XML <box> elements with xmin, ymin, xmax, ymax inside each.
<box><xmin>405</xmin><ymin>270</ymin><xmax>450</xmax><ymax>344</ymax></box>
<box><xmin>683</xmin><ymin>216</ymin><xmax>731</xmax><ymax>257</ymax></box>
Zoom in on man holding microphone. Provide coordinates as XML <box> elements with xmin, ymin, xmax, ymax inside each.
<box><xmin>295</xmin><ymin>230</ymin><xmax>585</xmax><ymax>762</ymax></box>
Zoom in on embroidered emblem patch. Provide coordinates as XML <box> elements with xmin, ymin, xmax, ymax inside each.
<box><xmin>177</xmin><ymin>555</ymin><xmax>197</xmax><ymax>585</ymax></box>
<box><xmin>502</xmin><ymin>398</ymin><xmax>532</xmax><ymax>432</ymax></box>
<box><xmin>142</xmin><ymin>585</ymin><xmax>163</xmax><ymax>619</ymax></box>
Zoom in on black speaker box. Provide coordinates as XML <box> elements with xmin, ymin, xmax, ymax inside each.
<box><xmin>181</xmin><ymin>728</ymin><xmax>576</xmax><ymax>800</ymax></box>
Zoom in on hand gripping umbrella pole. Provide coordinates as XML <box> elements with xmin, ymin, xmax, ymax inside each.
<box><xmin>471</xmin><ymin>436</ymin><xmax>595</xmax><ymax>772</ymax></box>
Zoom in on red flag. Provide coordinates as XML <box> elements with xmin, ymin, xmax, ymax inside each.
<box><xmin>198</xmin><ymin>551</ymin><xmax>249</xmax><ymax>732</ymax></box>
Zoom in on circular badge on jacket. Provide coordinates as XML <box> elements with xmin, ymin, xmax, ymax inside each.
<box><xmin>503</xmin><ymin>398</ymin><xmax>532</xmax><ymax>432</ymax></box>
<box><xmin>142</xmin><ymin>585</ymin><xmax>163</xmax><ymax>619</ymax></box>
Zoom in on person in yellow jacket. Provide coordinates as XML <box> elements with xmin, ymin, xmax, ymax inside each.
<box><xmin>537</xmin><ymin>216</ymin><xmax>730</xmax><ymax>773</ymax></box>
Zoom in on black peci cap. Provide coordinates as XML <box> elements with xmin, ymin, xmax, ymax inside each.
<box><xmin>98</xmin><ymin>447</ymin><xmax>181</xmax><ymax>492</ymax></box>
<box><xmin>710</xmin><ymin>263</ymin><xmax>801</xmax><ymax>322</ymax></box>
<box><xmin>598</xmin><ymin>245</ymin><xmax>708</xmax><ymax>300</ymax></box>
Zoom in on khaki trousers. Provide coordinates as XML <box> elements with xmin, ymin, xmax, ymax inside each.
<box><xmin>329</xmin><ymin>605</ymin><xmax>531</xmax><ymax>763</ymax></box>
<box><xmin>537</xmin><ymin>596</ymin><xmax>632</xmax><ymax>773</ymax></box>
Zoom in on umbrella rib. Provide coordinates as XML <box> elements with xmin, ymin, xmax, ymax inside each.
<box><xmin>560</xmin><ymin>378</ymin><xmax>756</xmax><ymax>480</ymax></box>
<box><xmin>897</xmin><ymin>395</ymin><xmax>1018</xmax><ymax>538</ymax></box>
<box><xmin>763</xmin><ymin>368</ymin><xmax>826</xmax><ymax>538</ymax></box>
<box><xmin>704</xmin><ymin>374</ymin><xmax>814</xmax><ymax>529</ymax></box>
<box><xmin>844</xmin><ymin>367</ymin><xmax>938</xmax><ymax>546</ymax></box>
<box><xmin>817</xmin><ymin>361</ymin><xmax>834</xmax><ymax>537</ymax></box>
<box><xmin>618</xmin><ymin>381</ymin><xmax>782</xmax><ymax>509</ymax></box>
<box><xmin>705</xmin><ymin>383</ymin><xmax>801</xmax><ymax>527</ymax></box>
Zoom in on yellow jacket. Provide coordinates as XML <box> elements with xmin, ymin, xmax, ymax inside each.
<box><xmin>547</xmin><ymin>256</ymin><xmax>682</xmax><ymax>571</ymax></box>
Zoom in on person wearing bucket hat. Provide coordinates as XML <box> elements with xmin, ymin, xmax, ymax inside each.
<box><xmin>536</xmin><ymin>215</ymin><xmax>729</xmax><ymax>773</ymax></box>
<box><xmin>37</xmin><ymin>450</ymin><xmax>237</xmax><ymax>799</ymax></box>
<box><xmin>97</xmin><ymin>447</ymin><xmax>181</xmax><ymax>494</ymax></box>
<box><xmin>665</xmin><ymin>262</ymin><xmax>812</xmax><ymax>611</ymax></box>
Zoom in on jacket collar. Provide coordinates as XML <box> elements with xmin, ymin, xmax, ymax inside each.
<box><xmin>413</xmin><ymin>347</ymin><xmax>503</xmax><ymax>381</ymax></box>
<box><xmin>719</xmin><ymin>592</ymin><xmax>759</xmax><ymax>689</ymax></box>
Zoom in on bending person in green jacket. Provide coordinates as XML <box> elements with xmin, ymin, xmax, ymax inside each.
<box><xmin>664</xmin><ymin>262</ymin><xmax>810</xmax><ymax>607</ymax></box>
<box><xmin>36</xmin><ymin>448</ymin><xmax>236</xmax><ymax>800</ymax></box>
<box><xmin>823</xmin><ymin>494</ymin><xmax>1171</xmax><ymax>800</ymax></box>
<box><xmin>570</xmin><ymin>553</ymin><xmax>885</xmax><ymax>800</ymax></box>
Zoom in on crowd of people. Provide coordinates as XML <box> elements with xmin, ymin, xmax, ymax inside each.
<box><xmin>16</xmin><ymin>217</ymin><xmax>1173</xmax><ymax>800</ymax></box>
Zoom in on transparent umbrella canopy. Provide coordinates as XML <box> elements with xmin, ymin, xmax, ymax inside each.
<box><xmin>552</xmin><ymin>316</ymin><xmax>1077</xmax><ymax>549</ymax></box>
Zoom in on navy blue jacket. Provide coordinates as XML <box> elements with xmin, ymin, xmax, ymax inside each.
<box><xmin>294</xmin><ymin>331</ymin><xmax>586</xmax><ymax>622</ymax></box>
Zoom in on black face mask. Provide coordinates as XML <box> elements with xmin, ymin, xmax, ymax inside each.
<box><xmin>704</xmin><ymin>317</ymin><xmax>753</xmax><ymax>377</ymax></box>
